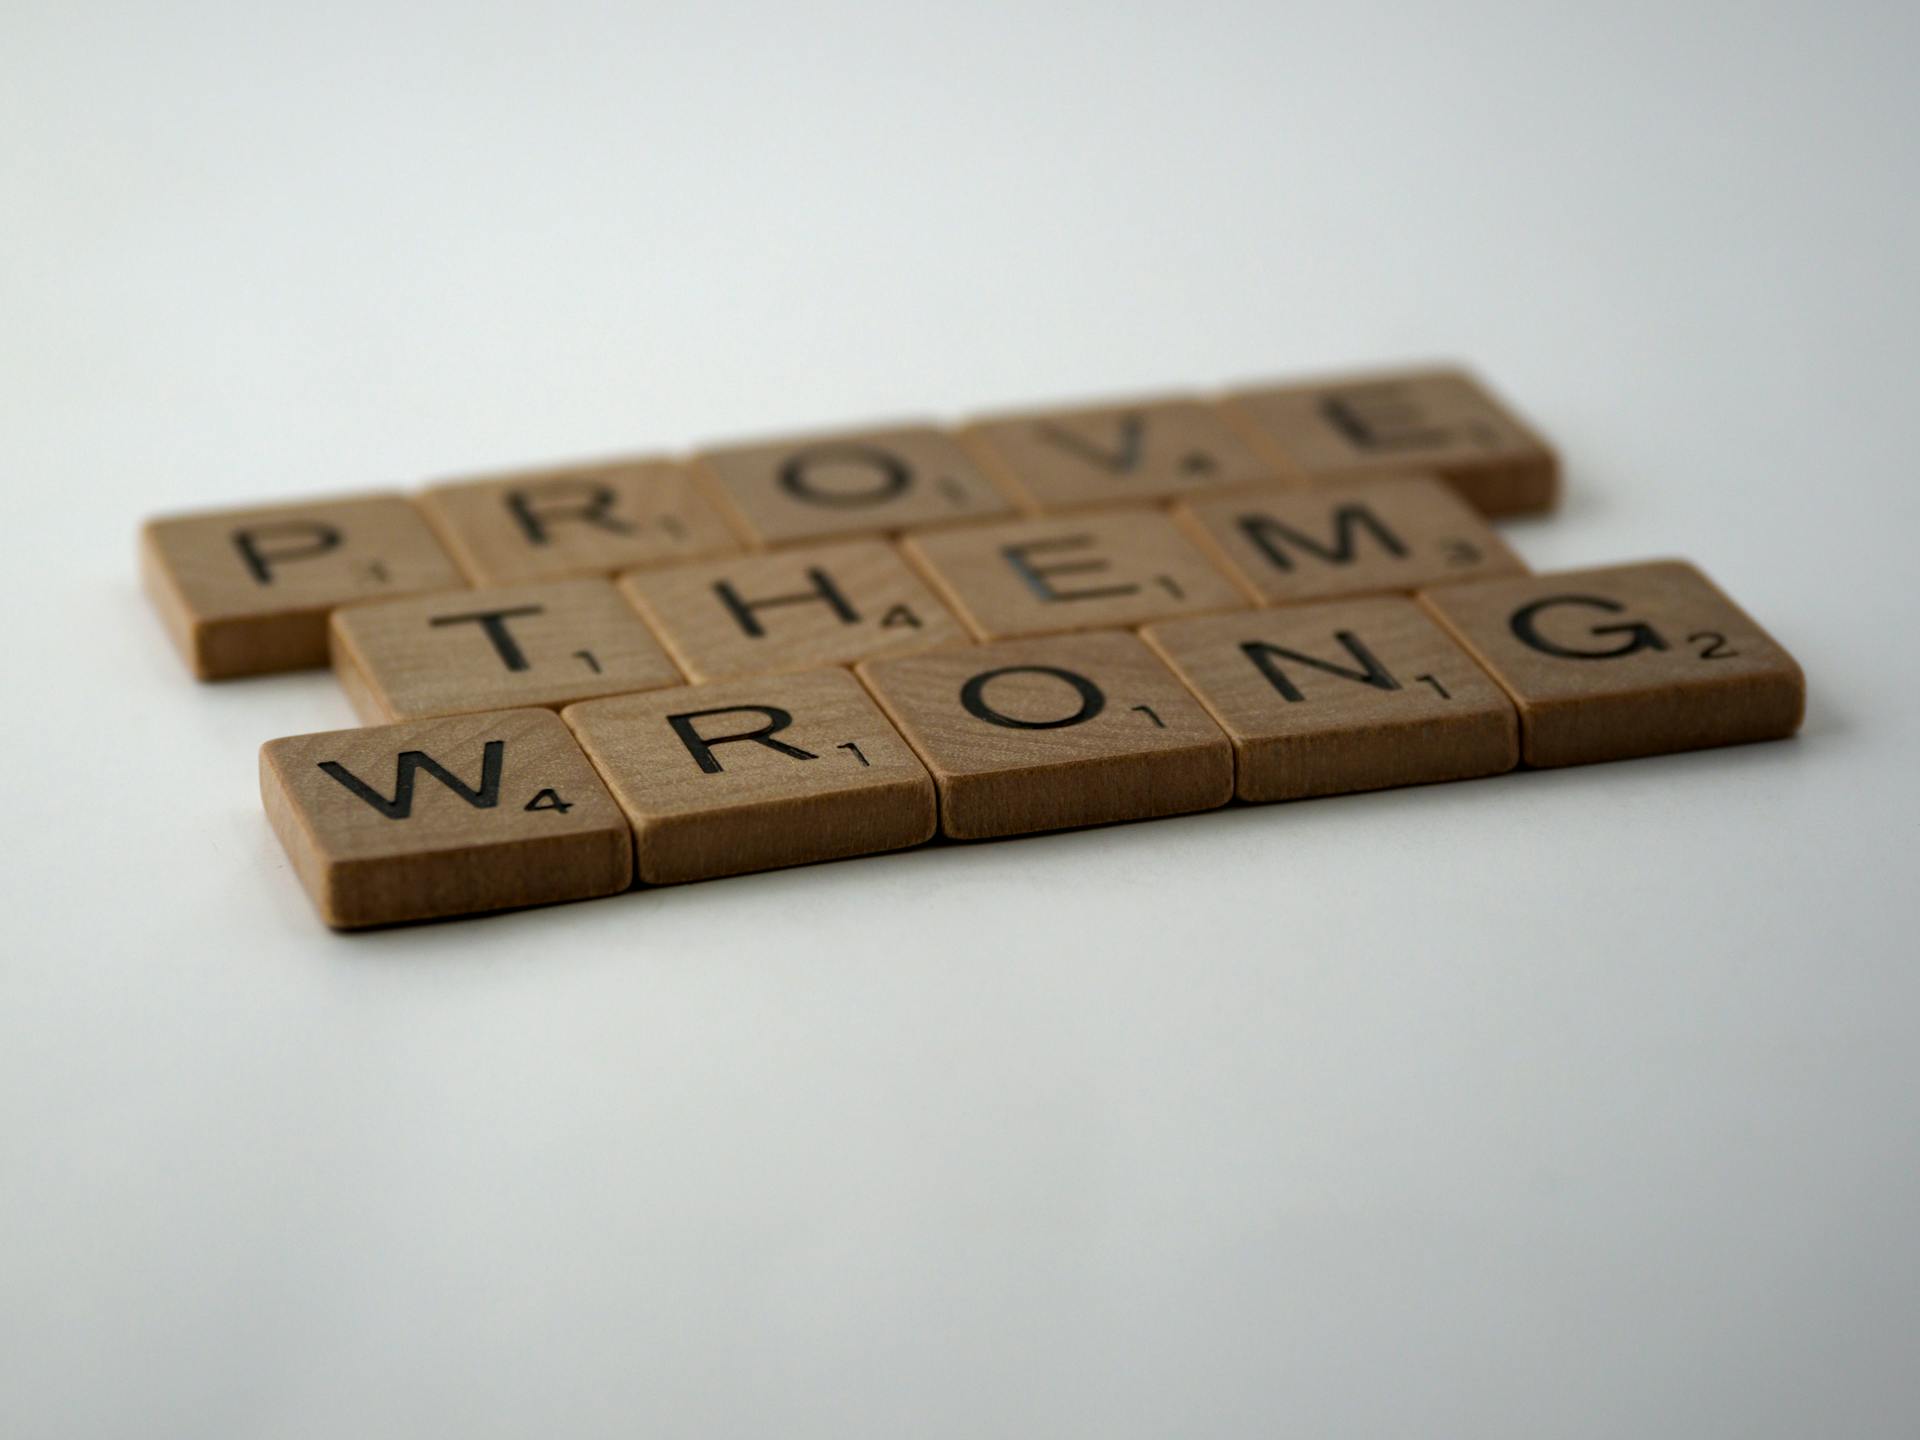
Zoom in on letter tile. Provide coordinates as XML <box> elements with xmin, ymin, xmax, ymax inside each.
<box><xmin>260</xmin><ymin>708</ymin><xmax>632</xmax><ymax>928</ymax></box>
<box><xmin>1142</xmin><ymin>597</ymin><xmax>1518</xmax><ymax>801</ymax></box>
<box><xmin>564</xmin><ymin>667</ymin><xmax>936</xmax><ymax>883</ymax></box>
<box><xmin>856</xmin><ymin>631</ymin><xmax>1233</xmax><ymax>839</ymax></box>
<box><xmin>1417</xmin><ymin>560</ymin><xmax>1805</xmax><ymax>766</ymax></box>
<box><xmin>419</xmin><ymin>456</ymin><xmax>742</xmax><ymax>584</ymax></box>
<box><xmin>143</xmin><ymin>493</ymin><xmax>466</xmax><ymax>678</ymax></box>
<box><xmin>902</xmin><ymin>507</ymin><xmax>1247</xmax><ymax>641</ymax></box>
<box><xmin>960</xmin><ymin>394</ymin><xmax>1286</xmax><ymax>513</ymax></box>
<box><xmin>1219</xmin><ymin>367</ymin><xmax>1558</xmax><ymax>515</ymax></box>
<box><xmin>330</xmin><ymin>577</ymin><xmax>684</xmax><ymax>723</ymax></box>
<box><xmin>617</xmin><ymin>539</ymin><xmax>970</xmax><ymax>682</ymax></box>
<box><xmin>1174</xmin><ymin>473</ymin><xmax>1526</xmax><ymax>606</ymax></box>
<box><xmin>694</xmin><ymin>423</ymin><xmax>1014</xmax><ymax>548</ymax></box>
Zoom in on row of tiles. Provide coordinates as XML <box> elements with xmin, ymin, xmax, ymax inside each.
<box><xmin>143</xmin><ymin>365</ymin><xmax>1557</xmax><ymax>679</ymax></box>
<box><xmin>327</xmin><ymin>477</ymin><xmax>1527</xmax><ymax>721</ymax></box>
<box><xmin>263</xmin><ymin>561</ymin><xmax>1806</xmax><ymax>928</ymax></box>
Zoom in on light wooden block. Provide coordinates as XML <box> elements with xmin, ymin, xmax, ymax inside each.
<box><xmin>693</xmin><ymin>423</ymin><xmax>1014</xmax><ymax>548</ymax></box>
<box><xmin>330</xmin><ymin>577</ymin><xmax>684</xmax><ymax>723</ymax></box>
<box><xmin>260</xmin><ymin>708</ymin><xmax>632</xmax><ymax>929</ymax></box>
<box><xmin>617</xmin><ymin>539</ymin><xmax>970</xmax><ymax>682</ymax></box>
<box><xmin>564</xmin><ymin>667</ymin><xmax>936</xmax><ymax>884</ymax></box>
<box><xmin>1418</xmin><ymin>560</ymin><xmax>1805</xmax><ymax>767</ymax></box>
<box><xmin>1174</xmin><ymin>473</ymin><xmax>1527</xmax><ymax>606</ymax></box>
<box><xmin>960</xmin><ymin>394</ymin><xmax>1286</xmax><ymax>513</ymax></box>
<box><xmin>856</xmin><ymin>631</ymin><xmax>1233</xmax><ymax>839</ymax></box>
<box><xmin>419</xmin><ymin>456</ymin><xmax>742</xmax><ymax>584</ymax></box>
<box><xmin>143</xmin><ymin>493</ymin><xmax>466</xmax><ymax>679</ymax></box>
<box><xmin>901</xmin><ymin>508</ymin><xmax>1248</xmax><ymax>641</ymax></box>
<box><xmin>1220</xmin><ymin>367</ymin><xmax>1558</xmax><ymax>516</ymax></box>
<box><xmin>1142</xmin><ymin>597</ymin><xmax>1518</xmax><ymax>801</ymax></box>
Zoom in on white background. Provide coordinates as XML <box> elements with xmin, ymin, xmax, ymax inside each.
<box><xmin>3</xmin><ymin>2</ymin><xmax>1916</xmax><ymax>1435</ymax></box>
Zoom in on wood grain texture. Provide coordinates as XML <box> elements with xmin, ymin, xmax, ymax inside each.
<box><xmin>1219</xmin><ymin>367</ymin><xmax>1559</xmax><ymax>516</ymax></box>
<box><xmin>1417</xmin><ymin>560</ymin><xmax>1805</xmax><ymax>767</ymax></box>
<box><xmin>564</xmin><ymin>667</ymin><xmax>936</xmax><ymax>884</ymax></box>
<box><xmin>143</xmin><ymin>493</ymin><xmax>466</xmax><ymax>679</ymax></box>
<box><xmin>959</xmin><ymin>394</ymin><xmax>1288</xmax><ymax>513</ymax></box>
<box><xmin>419</xmin><ymin>456</ymin><xmax>742</xmax><ymax>584</ymax></box>
<box><xmin>260</xmin><ymin>708</ymin><xmax>632</xmax><ymax>929</ymax></box>
<box><xmin>856</xmin><ymin>630</ymin><xmax>1233</xmax><ymax>839</ymax></box>
<box><xmin>330</xmin><ymin>577</ymin><xmax>684</xmax><ymax>723</ymax></box>
<box><xmin>616</xmin><ymin>538</ymin><xmax>971</xmax><ymax>682</ymax></box>
<box><xmin>901</xmin><ymin>507</ymin><xmax>1248</xmax><ymax>641</ymax></box>
<box><xmin>1142</xmin><ymin>598</ymin><xmax>1518</xmax><ymax>801</ymax></box>
<box><xmin>1174</xmin><ymin>473</ymin><xmax>1527</xmax><ymax>606</ymax></box>
<box><xmin>693</xmin><ymin>423</ymin><xmax>1014</xmax><ymax>547</ymax></box>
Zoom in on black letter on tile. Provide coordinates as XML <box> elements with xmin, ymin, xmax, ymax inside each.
<box><xmin>507</xmin><ymin>481</ymin><xmax>633</xmax><ymax>544</ymax></box>
<box><xmin>1002</xmin><ymin>535</ymin><xmax>1137</xmax><ymax>602</ymax></box>
<box><xmin>959</xmin><ymin>665</ymin><xmax>1106</xmax><ymax>729</ymax></box>
<box><xmin>232</xmin><ymin>522</ymin><xmax>342</xmax><ymax>584</ymax></box>
<box><xmin>1240</xmin><ymin>632</ymin><xmax>1401</xmax><ymax>702</ymax></box>
<box><xmin>668</xmin><ymin>706</ymin><xmax>818</xmax><ymax>774</ymax></box>
<box><xmin>1509</xmin><ymin>595</ymin><xmax>1667</xmax><ymax>660</ymax></box>
<box><xmin>429</xmin><ymin>605</ymin><xmax>546</xmax><ymax>671</ymax></box>
<box><xmin>1236</xmin><ymin>503</ymin><xmax>1408</xmax><ymax>572</ymax></box>
<box><xmin>1035</xmin><ymin>411</ymin><xmax>1146</xmax><ymax>473</ymax></box>
<box><xmin>319</xmin><ymin>740</ymin><xmax>505</xmax><ymax>820</ymax></box>
<box><xmin>778</xmin><ymin>445</ymin><xmax>912</xmax><ymax>508</ymax></box>
<box><xmin>715</xmin><ymin>568</ymin><xmax>859</xmax><ymax>637</ymax></box>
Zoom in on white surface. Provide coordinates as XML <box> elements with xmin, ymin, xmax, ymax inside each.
<box><xmin>3</xmin><ymin>2</ymin><xmax>1917</xmax><ymax>1435</ymax></box>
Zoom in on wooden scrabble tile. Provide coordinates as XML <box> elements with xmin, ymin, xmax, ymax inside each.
<box><xmin>960</xmin><ymin>394</ymin><xmax>1286</xmax><ymax>513</ymax></box>
<box><xmin>142</xmin><ymin>493</ymin><xmax>466</xmax><ymax>679</ymax></box>
<box><xmin>330</xmin><ymin>577</ymin><xmax>684</xmax><ymax>723</ymax></box>
<box><xmin>1417</xmin><ymin>560</ymin><xmax>1805</xmax><ymax>767</ymax></box>
<box><xmin>419</xmin><ymin>456</ymin><xmax>741</xmax><ymax>585</ymax></box>
<box><xmin>693</xmin><ymin>423</ymin><xmax>1015</xmax><ymax>547</ymax></box>
<box><xmin>564</xmin><ymin>667</ymin><xmax>935</xmax><ymax>884</ymax></box>
<box><xmin>1141</xmin><ymin>598</ymin><xmax>1517</xmax><ymax>802</ymax></box>
<box><xmin>1219</xmin><ymin>366</ymin><xmax>1558</xmax><ymax>516</ymax></box>
<box><xmin>901</xmin><ymin>508</ymin><xmax>1248</xmax><ymax>641</ymax></box>
<box><xmin>1174</xmin><ymin>474</ymin><xmax>1527</xmax><ymax>606</ymax></box>
<box><xmin>856</xmin><ymin>630</ymin><xmax>1233</xmax><ymax>839</ymax></box>
<box><xmin>260</xmin><ymin>708</ymin><xmax>632</xmax><ymax>929</ymax></box>
<box><xmin>616</xmin><ymin>539</ymin><xmax>969</xmax><ymax>682</ymax></box>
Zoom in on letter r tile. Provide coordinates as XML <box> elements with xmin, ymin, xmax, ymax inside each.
<box><xmin>563</xmin><ymin>667</ymin><xmax>935</xmax><ymax>883</ymax></box>
<box><xmin>1417</xmin><ymin>560</ymin><xmax>1805</xmax><ymax>766</ymax></box>
<box><xmin>856</xmin><ymin>631</ymin><xmax>1233</xmax><ymax>839</ymax></box>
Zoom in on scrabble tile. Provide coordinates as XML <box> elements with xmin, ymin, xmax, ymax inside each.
<box><xmin>960</xmin><ymin>394</ymin><xmax>1286</xmax><ymax>513</ymax></box>
<box><xmin>901</xmin><ymin>508</ymin><xmax>1248</xmax><ymax>641</ymax></box>
<box><xmin>330</xmin><ymin>577</ymin><xmax>684</xmax><ymax>723</ymax></box>
<box><xmin>1220</xmin><ymin>367</ymin><xmax>1558</xmax><ymax>516</ymax></box>
<box><xmin>142</xmin><ymin>493</ymin><xmax>466</xmax><ymax>679</ymax></box>
<box><xmin>693</xmin><ymin>423</ymin><xmax>1014</xmax><ymax>547</ymax></box>
<box><xmin>1174</xmin><ymin>474</ymin><xmax>1527</xmax><ymax>606</ymax></box>
<box><xmin>856</xmin><ymin>631</ymin><xmax>1233</xmax><ymax>839</ymax></box>
<box><xmin>260</xmin><ymin>708</ymin><xmax>631</xmax><ymax>929</ymax></box>
<box><xmin>1418</xmin><ymin>560</ymin><xmax>1805</xmax><ymax>767</ymax></box>
<box><xmin>419</xmin><ymin>456</ymin><xmax>741</xmax><ymax>585</ymax></box>
<box><xmin>564</xmin><ymin>667</ymin><xmax>935</xmax><ymax>884</ymax></box>
<box><xmin>1142</xmin><ymin>598</ymin><xmax>1518</xmax><ymax>802</ymax></box>
<box><xmin>617</xmin><ymin>539</ymin><xmax>969</xmax><ymax>683</ymax></box>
